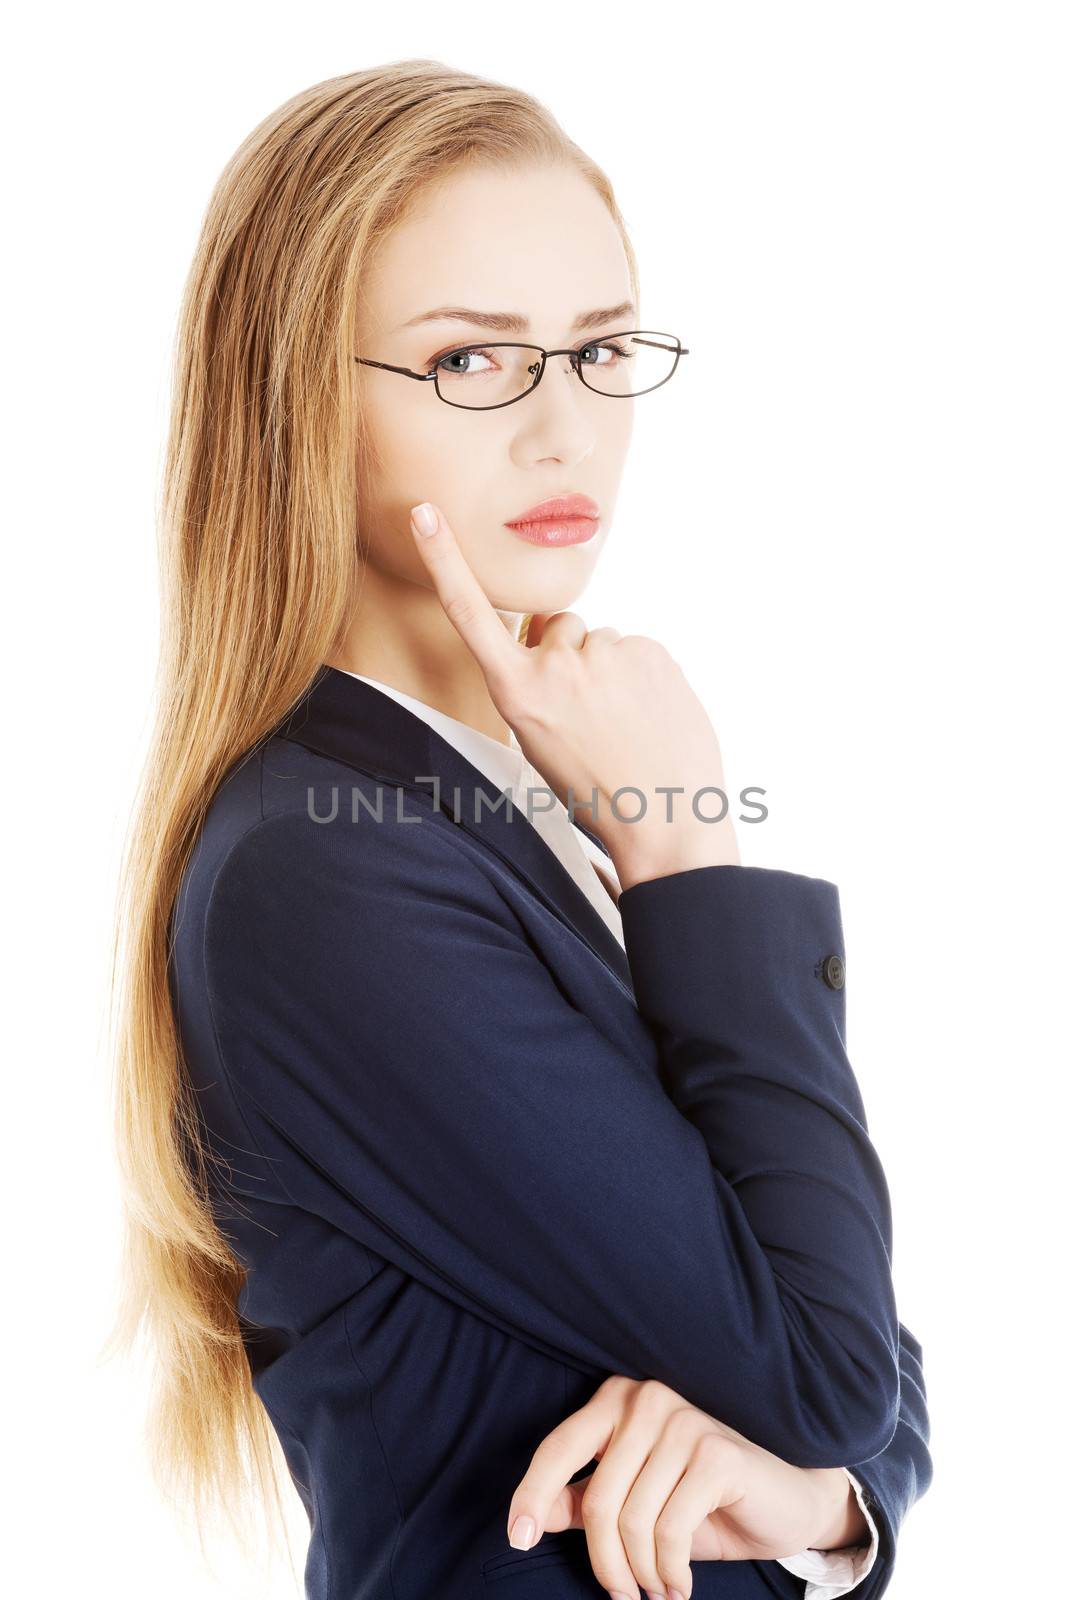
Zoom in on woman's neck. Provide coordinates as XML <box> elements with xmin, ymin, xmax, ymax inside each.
<box><xmin>326</xmin><ymin>560</ymin><xmax>523</xmax><ymax>746</ymax></box>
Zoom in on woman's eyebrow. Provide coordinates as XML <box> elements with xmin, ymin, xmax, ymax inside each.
<box><xmin>397</xmin><ymin>300</ymin><xmax>637</xmax><ymax>335</ymax></box>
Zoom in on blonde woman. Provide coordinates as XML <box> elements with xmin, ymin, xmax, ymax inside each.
<box><xmin>109</xmin><ymin>62</ymin><xmax>932</xmax><ymax>1600</ymax></box>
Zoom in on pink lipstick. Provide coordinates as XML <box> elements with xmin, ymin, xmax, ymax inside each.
<box><xmin>504</xmin><ymin>493</ymin><xmax>600</xmax><ymax>547</ymax></box>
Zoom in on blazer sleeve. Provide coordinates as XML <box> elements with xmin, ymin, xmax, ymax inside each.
<box><xmin>840</xmin><ymin>1319</ymin><xmax>934</xmax><ymax>1600</ymax></box>
<box><xmin>202</xmin><ymin>805</ymin><xmax>901</xmax><ymax>1468</ymax></box>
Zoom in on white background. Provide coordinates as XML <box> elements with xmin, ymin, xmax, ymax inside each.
<box><xmin>5</xmin><ymin>3</ymin><xmax>1065</xmax><ymax>1595</ymax></box>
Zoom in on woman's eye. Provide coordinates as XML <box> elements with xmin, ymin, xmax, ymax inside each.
<box><xmin>577</xmin><ymin>341</ymin><xmax>631</xmax><ymax>367</ymax></box>
<box><xmin>433</xmin><ymin>346</ymin><xmax>496</xmax><ymax>376</ymax></box>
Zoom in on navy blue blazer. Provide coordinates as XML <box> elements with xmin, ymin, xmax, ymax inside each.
<box><xmin>168</xmin><ymin>664</ymin><xmax>932</xmax><ymax>1600</ymax></box>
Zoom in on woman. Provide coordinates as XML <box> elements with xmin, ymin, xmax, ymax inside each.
<box><xmin>109</xmin><ymin>62</ymin><xmax>932</xmax><ymax>1600</ymax></box>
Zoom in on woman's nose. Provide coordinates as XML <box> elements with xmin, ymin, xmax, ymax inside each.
<box><xmin>513</xmin><ymin>358</ymin><xmax>596</xmax><ymax>460</ymax></box>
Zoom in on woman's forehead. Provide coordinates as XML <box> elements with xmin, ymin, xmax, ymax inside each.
<box><xmin>359</xmin><ymin>166</ymin><xmax>633</xmax><ymax>340</ymax></box>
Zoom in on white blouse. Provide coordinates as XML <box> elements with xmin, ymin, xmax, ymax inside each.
<box><xmin>344</xmin><ymin>671</ymin><xmax>881</xmax><ymax>1599</ymax></box>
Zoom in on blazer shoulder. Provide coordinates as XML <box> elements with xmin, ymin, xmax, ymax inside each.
<box><xmin>205</xmin><ymin>758</ymin><xmax>508</xmax><ymax>941</ymax></box>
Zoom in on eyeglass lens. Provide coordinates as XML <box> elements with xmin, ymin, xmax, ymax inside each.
<box><xmin>433</xmin><ymin>332</ymin><xmax>680</xmax><ymax>408</ymax></box>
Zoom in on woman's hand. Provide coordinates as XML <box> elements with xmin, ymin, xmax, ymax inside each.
<box><xmin>505</xmin><ymin>1376</ymin><xmax>866</xmax><ymax>1600</ymax></box>
<box><xmin>408</xmin><ymin>501</ymin><xmax>740</xmax><ymax>888</ymax></box>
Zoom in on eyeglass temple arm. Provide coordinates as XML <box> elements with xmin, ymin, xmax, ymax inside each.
<box><xmin>631</xmin><ymin>336</ymin><xmax>690</xmax><ymax>354</ymax></box>
<box><xmin>353</xmin><ymin>356</ymin><xmax>436</xmax><ymax>381</ymax></box>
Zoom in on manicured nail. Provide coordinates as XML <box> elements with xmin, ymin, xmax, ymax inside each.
<box><xmin>508</xmin><ymin>1514</ymin><xmax>536</xmax><ymax>1550</ymax></box>
<box><xmin>411</xmin><ymin>503</ymin><xmax>438</xmax><ymax>537</ymax></box>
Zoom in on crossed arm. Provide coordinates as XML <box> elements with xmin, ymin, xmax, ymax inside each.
<box><xmin>207</xmin><ymin>807</ymin><xmax>932</xmax><ymax>1597</ymax></box>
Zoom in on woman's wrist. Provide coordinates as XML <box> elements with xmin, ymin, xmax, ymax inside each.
<box><xmin>803</xmin><ymin>1467</ymin><xmax>871</xmax><ymax>1552</ymax></box>
<box><xmin>611</xmin><ymin>818</ymin><xmax>742</xmax><ymax>892</ymax></box>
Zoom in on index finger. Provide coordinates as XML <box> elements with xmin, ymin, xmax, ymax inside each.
<box><xmin>409</xmin><ymin>501</ymin><xmax>519</xmax><ymax>685</ymax></box>
<box><xmin>506</xmin><ymin>1401</ymin><xmax>614</xmax><ymax>1549</ymax></box>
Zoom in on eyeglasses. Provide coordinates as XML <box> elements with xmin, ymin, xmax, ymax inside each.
<box><xmin>353</xmin><ymin>330</ymin><xmax>689</xmax><ymax>411</ymax></box>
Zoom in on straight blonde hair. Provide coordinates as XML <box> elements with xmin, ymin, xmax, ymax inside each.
<box><xmin>102</xmin><ymin>59</ymin><xmax>639</xmax><ymax>1571</ymax></box>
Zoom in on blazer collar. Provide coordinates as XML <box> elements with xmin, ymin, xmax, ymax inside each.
<box><xmin>271</xmin><ymin>665</ymin><xmax>635</xmax><ymax>997</ymax></box>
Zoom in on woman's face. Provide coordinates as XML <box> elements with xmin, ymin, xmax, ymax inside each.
<box><xmin>353</xmin><ymin>162</ymin><xmax>636</xmax><ymax>617</ymax></box>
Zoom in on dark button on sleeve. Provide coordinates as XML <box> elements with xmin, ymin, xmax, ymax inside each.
<box><xmin>820</xmin><ymin>953</ymin><xmax>846</xmax><ymax>990</ymax></box>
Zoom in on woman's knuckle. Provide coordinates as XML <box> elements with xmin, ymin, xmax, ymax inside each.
<box><xmin>578</xmin><ymin>1484</ymin><xmax>613</xmax><ymax>1523</ymax></box>
<box><xmin>692</xmin><ymin>1428</ymin><xmax>732</xmax><ymax>1468</ymax></box>
<box><xmin>627</xmin><ymin>634</ymin><xmax>676</xmax><ymax>670</ymax></box>
<box><xmin>543</xmin><ymin>644</ymin><xmax>578</xmax><ymax>679</ymax></box>
<box><xmin>656</xmin><ymin>1509</ymin><xmax>688</xmax><ymax>1547</ymax></box>
<box><xmin>617</xmin><ymin>1504</ymin><xmax>645</xmax><ymax>1538</ymax></box>
<box><xmin>661</xmin><ymin>1405</ymin><xmax>698</xmax><ymax>1444</ymax></box>
<box><xmin>631</xmin><ymin>1378</ymin><xmax>671</xmax><ymax>1416</ymax></box>
<box><xmin>580</xmin><ymin>1490</ymin><xmax>609</xmax><ymax>1524</ymax></box>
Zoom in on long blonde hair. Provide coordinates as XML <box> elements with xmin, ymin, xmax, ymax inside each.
<box><xmin>102</xmin><ymin>59</ymin><xmax>639</xmax><ymax>1568</ymax></box>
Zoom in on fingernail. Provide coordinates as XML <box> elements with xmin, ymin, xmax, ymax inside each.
<box><xmin>508</xmin><ymin>1514</ymin><xmax>536</xmax><ymax>1550</ymax></box>
<box><xmin>411</xmin><ymin>503</ymin><xmax>438</xmax><ymax>537</ymax></box>
<box><xmin>608</xmin><ymin>1592</ymin><xmax>633</xmax><ymax>1600</ymax></box>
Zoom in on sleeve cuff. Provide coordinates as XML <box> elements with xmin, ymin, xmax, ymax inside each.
<box><xmin>775</xmin><ymin>1468</ymin><xmax>880</xmax><ymax>1599</ymax></box>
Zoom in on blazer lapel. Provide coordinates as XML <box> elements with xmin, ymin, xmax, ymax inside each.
<box><xmin>271</xmin><ymin>665</ymin><xmax>635</xmax><ymax>997</ymax></box>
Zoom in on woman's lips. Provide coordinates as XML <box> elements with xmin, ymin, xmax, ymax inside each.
<box><xmin>505</xmin><ymin>516</ymin><xmax>600</xmax><ymax>546</ymax></box>
<box><xmin>505</xmin><ymin>493</ymin><xmax>601</xmax><ymax>547</ymax></box>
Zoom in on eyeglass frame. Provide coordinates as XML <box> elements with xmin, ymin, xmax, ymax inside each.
<box><xmin>352</xmin><ymin>329</ymin><xmax>690</xmax><ymax>411</ymax></box>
